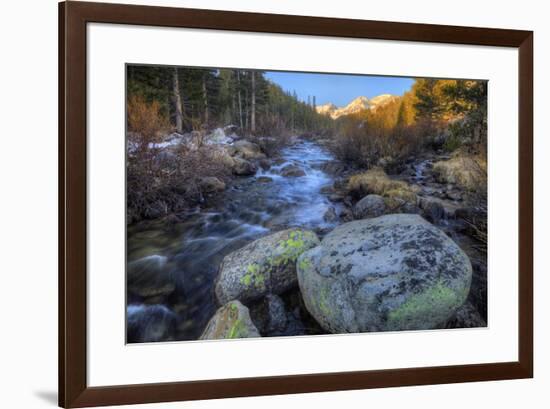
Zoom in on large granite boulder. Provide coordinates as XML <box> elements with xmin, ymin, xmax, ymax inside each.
<box><xmin>215</xmin><ymin>229</ymin><xmax>320</xmax><ymax>305</ymax></box>
<box><xmin>297</xmin><ymin>214</ymin><xmax>472</xmax><ymax>333</ymax></box>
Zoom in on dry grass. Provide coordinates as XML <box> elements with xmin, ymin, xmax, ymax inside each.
<box><xmin>348</xmin><ymin>168</ymin><xmax>412</xmax><ymax>197</ymax></box>
<box><xmin>463</xmin><ymin>156</ymin><xmax>487</xmax><ymax>250</ymax></box>
<box><xmin>433</xmin><ymin>152</ymin><xmax>487</xmax><ymax>191</ymax></box>
<box><xmin>347</xmin><ymin>168</ymin><xmax>418</xmax><ymax>211</ymax></box>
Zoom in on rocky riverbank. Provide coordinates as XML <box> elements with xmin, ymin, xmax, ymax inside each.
<box><xmin>127</xmin><ymin>137</ymin><xmax>487</xmax><ymax>343</ymax></box>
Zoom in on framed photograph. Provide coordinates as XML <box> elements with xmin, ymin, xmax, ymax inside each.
<box><xmin>59</xmin><ymin>1</ymin><xmax>533</xmax><ymax>407</ymax></box>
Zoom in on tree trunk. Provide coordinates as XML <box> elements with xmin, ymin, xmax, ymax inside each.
<box><xmin>172</xmin><ymin>67</ymin><xmax>183</xmax><ymax>133</ymax></box>
<box><xmin>202</xmin><ymin>74</ymin><xmax>209</xmax><ymax>125</ymax></box>
<box><xmin>244</xmin><ymin>87</ymin><xmax>248</xmax><ymax>131</ymax></box>
<box><xmin>251</xmin><ymin>71</ymin><xmax>256</xmax><ymax>133</ymax></box>
<box><xmin>236</xmin><ymin>71</ymin><xmax>244</xmax><ymax>130</ymax></box>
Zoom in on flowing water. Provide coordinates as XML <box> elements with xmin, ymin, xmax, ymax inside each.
<box><xmin>126</xmin><ymin>142</ymin><xmax>487</xmax><ymax>342</ymax></box>
<box><xmin>127</xmin><ymin>140</ymin><xmax>342</xmax><ymax>342</ymax></box>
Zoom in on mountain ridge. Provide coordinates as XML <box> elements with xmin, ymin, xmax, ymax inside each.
<box><xmin>316</xmin><ymin>94</ymin><xmax>398</xmax><ymax>119</ymax></box>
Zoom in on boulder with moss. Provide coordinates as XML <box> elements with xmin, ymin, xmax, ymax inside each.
<box><xmin>215</xmin><ymin>228</ymin><xmax>320</xmax><ymax>305</ymax></box>
<box><xmin>297</xmin><ymin>214</ymin><xmax>472</xmax><ymax>333</ymax></box>
<box><xmin>347</xmin><ymin>168</ymin><xmax>419</xmax><ymax>212</ymax></box>
<box><xmin>199</xmin><ymin>300</ymin><xmax>260</xmax><ymax>340</ymax></box>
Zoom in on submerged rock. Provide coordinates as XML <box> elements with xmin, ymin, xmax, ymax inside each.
<box><xmin>256</xmin><ymin>176</ymin><xmax>273</xmax><ymax>183</ymax></box>
<box><xmin>353</xmin><ymin>194</ymin><xmax>386</xmax><ymax>219</ymax></box>
<box><xmin>297</xmin><ymin>214</ymin><xmax>472</xmax><ymax>333</ymax></box>
<box><xmin>215</xmin><ymin>228</ymin><xmax>320</xmax><ymax>305</ymax></box>
<box><xmin>281</xmin><ymin>164</ymin><xmax>306</xmax><ymax>177</ymax></box>
<box><xmin>127</xmin><ymin>255</ymin><xmax>175</xmax><ymax>299</ymax></box>
<box><xmin>200</xmin><ymin>300</ymin><xmax>260</xmax><ymax>340</ymax></box>
<box><xmin>127</xmin><ymin>304</ymin><xmax>176</xmax><ymax>343</ymax></box>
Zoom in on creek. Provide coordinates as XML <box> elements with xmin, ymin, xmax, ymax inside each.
<box><xmin>127</xmin><ymin>140</ymin><xmax>342</xmax><ymax>341</ymax></box>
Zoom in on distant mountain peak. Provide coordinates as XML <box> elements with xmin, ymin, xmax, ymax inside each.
<box><xmin>315</xmin><ymin>102</ymin><xmax>338</xmax><ymax>116</ymax></box>
<box><xmin>350</xmin><ymin>96</ymin><xmax>369</xmax><ymax>104</ymax></box>
<box><xmin>316</xmin><ymin>94</ymin><xmax>397</xmax><ymax>119</ymax></box>
<box><xmin>370</xmin><ymin>94</ymin><xmax>395</xmax><ymax>105</ymax></box>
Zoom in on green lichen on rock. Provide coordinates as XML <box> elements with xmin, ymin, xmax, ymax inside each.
<box><xmin>240</xmin><ymin>273</ymin><xmax>252</xmax><ymax>286</ymax></box>
<box><xmin>227</xmin><ymin>318</ymin><xmax>248</xmax><ymax>339</ymax></box>
<box><xmin>272</xmin><ymin>230</ymin><xmax>310</xmax><ymax>267</ymax></box>
<box><xmin>318</xmin><ymin>286</ymin><xmax>332</xmax><ymax>317</ymax></box>
<box><xmin>199</xmin><ymin>300</ymin><xmax>260</xmax><ymax>340</ymax></box>
<box><xmin>239</xmin><ymin>263</ymin><xmax>266</xmax><ymax>290</ymax></box>
<box><xmin>296</xmin><ymin>215</ymin><xmax>473</xmax><ymax>333</ymax></box>
<box><xmin>215</xmin><ymin>228</ymin><xmax>320</xmax><ymax>304</ymax></box>
<box><xmin>298</xmin><ymin>254</ymin><xmax>312</xmax><ymax>271</ymax></box>
<box><xmin>387</xmin><ymin>281</ymin><xmax>468</xmax><ymax>330</ymax></box>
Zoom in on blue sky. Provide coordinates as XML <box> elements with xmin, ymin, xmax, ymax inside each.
<box><xmin>265</xmin><ymin>71</ymin><xmax>415</xmax><ymax>107</ymax></box>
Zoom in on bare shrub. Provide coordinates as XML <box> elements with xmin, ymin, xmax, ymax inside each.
<box><xmin>127</xmin><ymin>145</ymin><xmax>232</xmax><ymax>223</ymax></box>
<box><xmin>461</xmin><ymin>156</ymin><xmax>488</xmax><ymax>250</ymax></box>
<box><xmin>332</xmin><ymin>117</ymin><xmax>434</xmax><ymax>171</ymax></box>
<box><xmin>173</xmin><ymin>145</ymin><xmax>232</xmax><ymax>200</ymax></box>
<box><xmin>126</xmin><ymin>96</ymin><xmax>232</xmax><ymax>222</ymax></box>
<box><xmin>332</xmin><ymin>119</ymin><xmax>370</xmax><ymax>167</ymax></box>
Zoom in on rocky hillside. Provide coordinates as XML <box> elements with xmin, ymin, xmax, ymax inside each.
<box><xmin>316</xmin><ymin>94</ymin><xmax>398</xmax><ymax>119</ymax></box>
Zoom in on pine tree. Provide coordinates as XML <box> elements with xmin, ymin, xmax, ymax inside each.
<box><xmin>251</xmin><ymin>71</ymin><xmax>256</xmax><ymax>133</ymax></box>
<box><xmin>172</xmin><ymin>67</ymin><xmax>183</xmax><ymax>133</ymax></box>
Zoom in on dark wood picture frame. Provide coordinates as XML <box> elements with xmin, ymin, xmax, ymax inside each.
<box><xmin>59</xmin><ymin>1</ymin><xmax>533</xmax><ymax>407</ymax></box>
